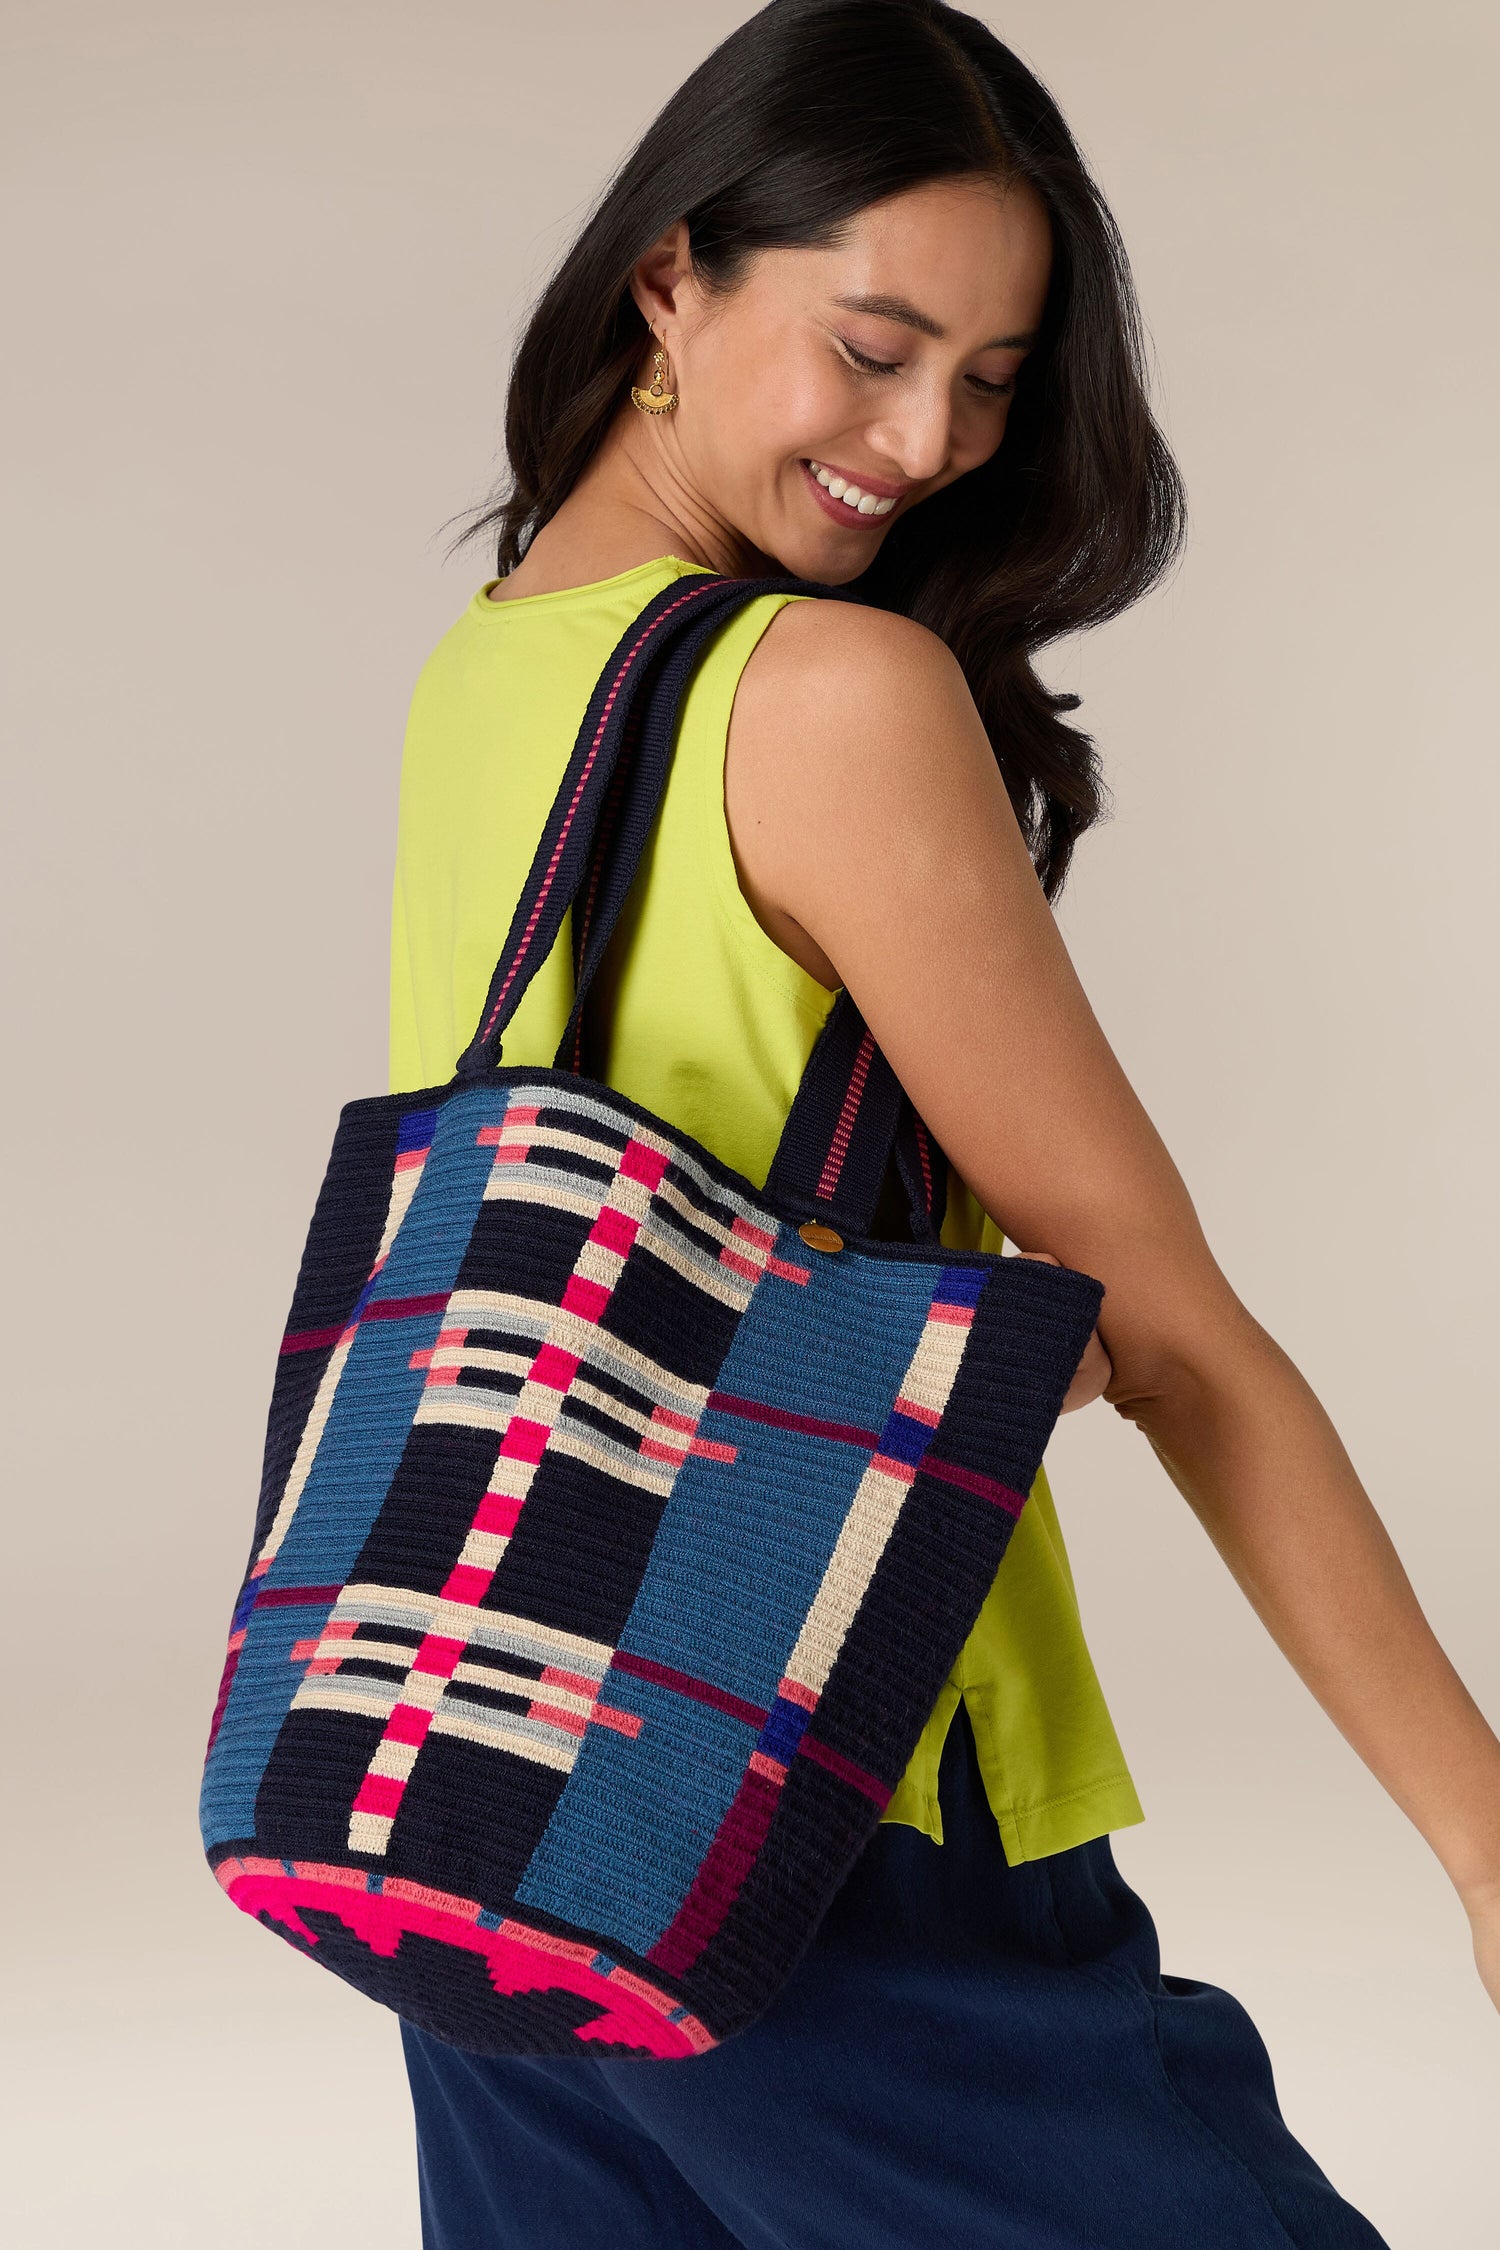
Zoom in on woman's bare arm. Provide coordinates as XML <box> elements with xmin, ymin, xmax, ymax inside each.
<box><xmin>726</xmin><ymin>598</ymin><xmax>1500</xmax><ymax>1946</ymax></box>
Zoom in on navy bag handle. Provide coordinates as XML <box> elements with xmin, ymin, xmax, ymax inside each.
<box><xmin>455</xmin><ymin>573</ymin><xmax>948</xmax><ymax>1244</ymax></box>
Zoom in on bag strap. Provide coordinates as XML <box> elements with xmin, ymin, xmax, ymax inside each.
<box><xmin>893</xmin><ymin>1101</ymin><xmax>949</xmax><ymax>1242</ymax></box>
<box><xmin>455</xmin><ymin>574</ymin><xmax>789</xmax><ymax>1079</ymax></box>
<box><xmin>552</xmin><ymin>584</ymin><xmax>783</xmax><ymax>1070</ymax></box>
<box><xmin>759</xmin><ymin>988</ymin><xmax>946</xmax><ymax>1242</ymax></box>
<box><xmin>455</xmin><ymin>568</ymin><xmax>949</xmax><ymax>1243</ymax></box>
<box><xmin>566</xmin><ymin>582</ymin><xmax>953</xmax><ymax>1244</ymax></box>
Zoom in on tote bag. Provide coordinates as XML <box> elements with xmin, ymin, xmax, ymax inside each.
<box><xmin>199</xmin><ymin>573</ymin><xmax>1106</xmax><ymax>2058</ymax></box>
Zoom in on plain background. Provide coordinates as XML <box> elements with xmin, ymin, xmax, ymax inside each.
<box><xmin>3</xmin><ymin>2</ymin><xmax>1496</xmax><ymax>2242</ymax></box>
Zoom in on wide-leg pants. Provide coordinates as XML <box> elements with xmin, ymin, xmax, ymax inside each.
<box><xmin>401</xmin><ymin>1701</ymin><xmax>1390</xmax><ymax>2248</ymax></box>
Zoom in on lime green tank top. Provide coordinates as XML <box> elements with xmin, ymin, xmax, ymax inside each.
<box><xmin>389</xmin><ymin>555</ymin><xmax>1144</xmax><ymax>1864</ymax></box>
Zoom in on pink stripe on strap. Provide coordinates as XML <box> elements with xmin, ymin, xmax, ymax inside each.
<box><xmin>913</xmin><ymin>1116</ymin><xmax>934</xmax><ymax>1213</ymax></box>
<box><xmin>476</xmin><ymin>585</ymin><xmax>719</xmax><ymax>1049</ymax></box>
<box><xmin>816</xmin><ymin>1027</ymin><xmax>875</xmax><ymax>1202</ymax></box>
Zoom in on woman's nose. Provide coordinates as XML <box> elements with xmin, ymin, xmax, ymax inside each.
<box><xmin>868</xmin><ymin>387</ymin><xmax>953</xmax><ymax>487</ymax></box>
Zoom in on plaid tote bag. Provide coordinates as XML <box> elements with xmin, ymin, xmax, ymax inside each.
<box><xmin>199</xmin><ymin>572</ymin><xmax>1106</xmax><ymax>2058</ymax></box>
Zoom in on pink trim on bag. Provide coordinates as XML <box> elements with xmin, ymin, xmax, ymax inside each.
<box><xmin>816</xmin><ymin>1027</ymin><xmax>875</xmax><ymax>1201</ymax></box>
<box><xmin>913</xmin><ymin>1116</ymin><xmax>934</xmax><ymax>1214</ymax></box>
<box><xmin>215</xmin><ymin>1857</ymin><xmax>715</xmax><ymax>2056</ymax></box>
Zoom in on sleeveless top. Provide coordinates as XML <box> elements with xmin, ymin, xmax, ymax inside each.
<box><xmin>389</xmin><ymin>554</ymin><xmax>1144</xmax><ymax>1864</ymax></box>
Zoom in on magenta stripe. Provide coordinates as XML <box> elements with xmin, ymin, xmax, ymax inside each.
<box><xmin>816</xmin><ymin>1027</ymin><xmax>875</xmax><ymax>1202</ymax></box>
<box><xmin>253</xmin><ymin>1584</ymin><xmax>346</xmax><ymax>1609</ymax></box>
<box><xmin>649</xmin><ymin>1733</ymin><xmax>895</xmax><ymax>1979</ymax></box>
<box><xmin>279</xmin><ymin>1323</ymin><xmax>345</xmax><ymax>1356</ymax></box>
<box><xmin>280</xmin><ymin>1292</ymin><xmax>449</xmax><ymax>1354</ymax></box>
<box><xmin>362</xmin><ymin>1292</ymin><xmax>452</xmax><ymax>1324</ymax></box>
<box><xmin>477</xmin><ymin>585</ymin><xmax>718</xmax><ymax>1047</ymax></box>
<box><xmin>647</xmin><ymin>1767</ymin><xmax>783</xmax><ymax>1977</ymax></box>
<box><xmin>705</xmin><ymin>1390</ymin><xmax>880</xmax><ymax>1449</ymax></box>
<box><xmin>609</xmin><ymin>1650</ymin><xmax>766</xmax><ymax>1731</ymax></box>
<box><xmin>565</xmin><ymin>711</ymin><xmax>639</xmax><ymax>1071</ymax></box>
<box><xmin>919</xmin><ymin>1455</ymin><xmax>1028</xmax><ymax>1519</ymax></box>
<box><xmin>913</xmin><ymin>1116</ymin><xmax>934</xmax><ymax>1214</ymax></box>
<box><xmin>797</xmin><ymin>1733</ymin><xmax>892</xmax><ymax>1804</ymax></box>
<box><xmin>205</xmin><ymin>1645</ymin><xmax>242</xmax><ymax>1754</ymax></box>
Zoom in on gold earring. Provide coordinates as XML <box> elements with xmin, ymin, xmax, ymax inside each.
<box><xmin>630</xmin><ymin>328</ymin><xmax>678</xmax><ymax>415</ymax></box>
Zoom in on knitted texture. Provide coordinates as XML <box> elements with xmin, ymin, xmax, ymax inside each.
<box><xmin>200</xmin><ymin>571</ymin><xmax>1107</xmax><ymax>2057</ymax></box>
<box><xmin>200</xmin><ymin>1073</ymin><xmax>1103</xmax><ymax>2055</ymax></box>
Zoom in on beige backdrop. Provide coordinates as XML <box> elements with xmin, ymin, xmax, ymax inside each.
<box><xmin>3</xmin><ymin>2</ymin><xmax>1496</xmax><ymax>2243</ymax></box>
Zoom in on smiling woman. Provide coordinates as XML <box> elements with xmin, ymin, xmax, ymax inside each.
<box><xmin>364</xmin><ymin>0</ymin><xmax>1500</xmax><ymax>2243</ymax></box>
<box><xmin>613</xmin><ymin>175</ymin><xmax>1053</xmax><ymax>565</ymax></box>
<box><xmin>471</xmin><ymin>7</ymin><xmax>1185</xmax><ymax>899</ymax></box>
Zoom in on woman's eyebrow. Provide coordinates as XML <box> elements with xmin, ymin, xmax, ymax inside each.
<box><xmin>830</xmin><ymin>291</ymin><xmax>1037</xmax><ymax>350</ymax></box>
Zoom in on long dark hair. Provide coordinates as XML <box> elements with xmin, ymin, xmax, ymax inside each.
<box><xmin>461</xmin><ymin>0</ymin><xmax>1186</xmax><ymax>899</ymax></box>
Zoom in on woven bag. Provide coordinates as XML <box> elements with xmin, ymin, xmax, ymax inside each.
<box><xmin>199</xmin><ymin>573</ymin><xmax>1105</xmax><ymax>2058</ymax></box>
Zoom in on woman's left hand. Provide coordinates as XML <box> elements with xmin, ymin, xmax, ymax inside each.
<box><xmin>1012</xmin><ymin>1249</ymin><xmax>1113</xmax><ymax>1412</ymax></box>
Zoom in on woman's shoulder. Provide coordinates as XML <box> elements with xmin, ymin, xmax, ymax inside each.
<box><xmin>723</xmin><ymin>590</ymin><xmax>1004</xmax><ymax>991</ymax></box>
<box><xmin>745</xmin><ymin>591</ymin><xmax>965</xmax><ymax>708</ymax></box>
<box><xmin>729</xmin><ymin>591</ymin><xmax>985</xmax><ymax>815</ymax></box>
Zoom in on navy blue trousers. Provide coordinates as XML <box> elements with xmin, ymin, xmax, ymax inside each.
<box><xmin>402</xmin><ymin>1704</ymin><xmax>1388</xmax><ymax>2248</ymax></box>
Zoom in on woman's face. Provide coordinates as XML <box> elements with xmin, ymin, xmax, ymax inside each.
<box><xmin>633</xmin><ymin>175</ymin><xmax>1053</xmax><ymax>582</ymax></box>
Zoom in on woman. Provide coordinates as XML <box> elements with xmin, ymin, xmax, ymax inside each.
<box><xmin>390</xmin><ymin>2</ymin><xmax>1499</xmax><ymax>2241</ymax></box>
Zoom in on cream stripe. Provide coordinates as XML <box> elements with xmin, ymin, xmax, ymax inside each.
<box><xmin>426</xmin><ymin>1342</ymin><xmax>528</xmax><ymax>1378</ymax></box>
<box><xmin>330</xmin><ymin>1587</ymin><xmax>617</xmax><ymax>1673</ymax></box>
<box><xmin>394</xmin><ymin>1667</ymin><xmax>450</xmax><ymax>1712</ymax></box>
<box><xmin>482</xmin><ymin>1450</ymin><xmax>542</xmax><ymax>1500</ymax></box>
<box><xmin>498</xmin><ymin>1122</ymin><xmax>636</xmax><ymax>1167</ymax></box>
<box><xmin>307</xmin><ymin>1633</ymin><xmax>414</xmax><ymax>1671</ymax></box>
<box><xmin>484</xmin><ymin>1163</ymin><xmax>658</xmax><ymax>1226</ymax></box>
<box><xmin>542</xmin><ymin>1420</ymin><xmax>680</xmax><ymax>1495</ymax></box>
<box><xmin>651</xmin><ymin>1172</ymin><xmax>757</xmax><ymax>1248</ymax></box>
<box><xmin>782</xmin><ymin>1463</ymin><xmax>914</xmax><ymax>1698</ymax></box>
<box><xmin>568</xmin><ymin>1375</ymin><xmax>658</xmax><ymax>1436</ymax></box>
<box><xmin>255</xmin><ymin>1330</ymin><xmax>355</xmax><ymax>1567</ymax></box>
<box><xmin>441</xmin><ymin>1292</ymin><xmax>714</xmax><ymax>1409</ymax></box>
<box><xmin>484</xmin><ymin>1084</ymin><xmax>775</xmax><ymax>1223</ymax></box>
<box><xmin>783</xmin><ymin>1296</ymin><xmax>977</xmax><ymax>1698</ymax></box>
<box><xmin>494</xmin><ymin>1087</ymin><xmax>676</xmax><ymax>1162</ymax></box>
<box><xmin>293</xmin><ymin>1676</ymin><xmax>400</xmax><ymax>1721</ymax></box>
<box><xmin>429</xmin><ymin>1706</ymin><xmax>577</xmax><ymax>1772</ymax></box>
<box><xmin>372</xmin><ymin>1151</ymin><xmax>427</xmax><ymax>1269</ymax></box>
<box><xmin>258</xmin><ymin>1133</ymin><xmax>436</xmax><ymax>1568</ymax></box>
<box><xmin>453</xmin><ymin>1657</ymin><xmax>597</xmax><ymax>1709</ymax></box>
<box><xmin>414</xmin><ymin>1388</ymin><xmax>513</xmax><ymax>1433</ymax></box>
<box><xmin>482</xmin><ymin>1172</ymin><xmax>605</xmax><ymax>1220</ymax></box>
<box><xmin>488</xmin><ymin>1161</ymin><xmax>762</xmax><ymax>1307</ymax></box>
<box><xmin>368</xmin><ymin>1737</ymin><xmax>421</xmax><ymax>1781</ymax></box>
<box><xmin>892</xmin><ymin>1314</ymin><xmax>973</xmax><ymax>1420</ymax></box>
<box><xmin>349</xmin><ymin>1810</ymin><xmax>393</xmax><ymax>1852</ymax></box>
<box><xmin>455</xmin><ymin>1527</ymin><xmax>510</xmax><ymax>1571</ymax></box>
<box><xmin>625</xmin><ymin>1218</ymin><xmax>760</xmax><ymax>1311</ymax></box>
<box><xmin>574</xmin><ymin>1238</ymin><xmax>630</xmax><ymax>1287</ymax></box>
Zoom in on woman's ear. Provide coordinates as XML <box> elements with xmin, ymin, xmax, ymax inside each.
<box><xmin>627</xmin><ymin>220</ymin><xmax>693</xmax><ymax>338</ymax></box>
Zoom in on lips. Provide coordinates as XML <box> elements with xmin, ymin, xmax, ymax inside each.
<box><xmin>801</xmin><ymin>458</ymin><xmax>905</xmax><ymax>529</ymax></box>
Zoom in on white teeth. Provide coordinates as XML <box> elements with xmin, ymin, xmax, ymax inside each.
<box><xmin>808</xmin><ymin>462</ymin><xmax>897</xmax><ymax>518</ymax></box>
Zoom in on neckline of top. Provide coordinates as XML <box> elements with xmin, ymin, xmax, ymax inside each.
<box><xmin>472</xmin><ymin>555</ymin><xmax>713</xmax><ymax>619</ymax></box>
